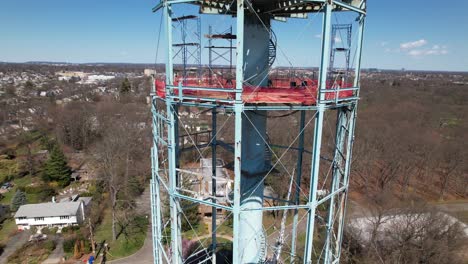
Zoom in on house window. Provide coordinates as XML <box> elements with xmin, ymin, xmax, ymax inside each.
<box><xmin>60</xmin><ymin>216</ymin><xmax>70</xmax><ymax>220</ymax></box>
<box><xmin>34</xmin><ymin>217</ymin><xmax>44</xmax><ymax>221</ymax></box>
<box><xmin>18</xmin><ymin>217</ymin><xmax>26</xmax><ymax>220</ymax></box>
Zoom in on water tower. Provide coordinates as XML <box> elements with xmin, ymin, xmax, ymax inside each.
<box><xmin>150</xmin><ymin>0</ymin><xmax>367</xmax><ymax>263</ymax></box>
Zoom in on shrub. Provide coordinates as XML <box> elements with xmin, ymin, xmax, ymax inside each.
<box><xmin>49</xmin><ymin>227</ymin><xmax>58</xmax><ymax>234</ymax></box>
<box><xmin>41</xmin><ymin>227</ymin><xmax>50</xmax><ymax>235</ymax></box>
<box><xmin>61</xmin><ymin>225</ymin><xmax>80</xmax><ymax>234</ymax></box>
<box><xmin>0</xmin><ymin>149</ymin><xmax>16</xmax><ymax>159</ymax></box>
<box><xmin>79</xmin><ymin>192</ymin><xmax>94</xmax><ymax>197</ymax></box>
<box><xmin>63</xmin><ymin>237</ymin><xmax>76</xmax><ymax>253</ymax></box>
<box><xmin>43</xmin><ymin>240</ymin><xmax>56</xmax><ymax>252</ymax></box>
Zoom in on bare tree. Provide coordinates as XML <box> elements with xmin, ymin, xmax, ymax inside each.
<box><xmin>54</xmin><ymin>102</ymin><xmax>96</xmax><ymax>151</ymax></box>
<box><xmin>94</xmin><ymin>102</ymin><xmax>150</xmax><ymax>240</ymax></box>
<box><xmin>344</xmin><ymin>201</ymin><xmax>467</xmax><ymax>264</ymax></box>
<box><xmin>433</xmin><ymin>143</ymin><xmax>463</xmax><ymax>200</ymax></box>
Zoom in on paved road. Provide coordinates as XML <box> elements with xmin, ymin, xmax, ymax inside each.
<box><xmin>42</xmin><ymin>236</ymin><xmax>64</xmax><ymax>264</ymax></box>
<box><xmin>0</xmin><ymin>231</ymin><xmax>29</xmax><ymax>264</ymax></box>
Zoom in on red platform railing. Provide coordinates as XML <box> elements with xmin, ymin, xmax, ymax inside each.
<box><xmin>155</xmin><ymin>77</ymin><xmax>354</xmax><ymax>105</ymax></box>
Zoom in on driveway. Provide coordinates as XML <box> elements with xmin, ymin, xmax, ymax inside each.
<box><xmin>42</xmin><ymin>236</ymin><xmax>64</xmax><ymax>264</ymax></box>
<box><xmin>0</xmin><ymin>230</ymin><xmax>29</xmax><ymax>264</ymax></box>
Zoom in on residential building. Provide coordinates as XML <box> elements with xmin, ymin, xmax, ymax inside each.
<box><xmin>14</xmin><ymin>197</ymin><xmax>90</xmax><ymax>230</ymax></box>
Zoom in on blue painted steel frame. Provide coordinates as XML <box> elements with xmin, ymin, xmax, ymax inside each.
<box><xmin>150</xmin><ymin>0</ymin><xmax>367</xmax><ymax>263</ymax></box>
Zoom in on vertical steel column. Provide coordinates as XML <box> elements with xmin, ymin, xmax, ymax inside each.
<box><xmin>197</xmin><ymin>17</ymin><xmax>202</xmax><ymax>80</ymax></box>
<box><xmin>150</xmin><ymin>99</ymin><xmax>158</xmax><ymax>263</ymax></box>
<box><xmin>167</xmin><ymin>98</ymin><xmax>182</xmax><ymax>264</ymax></box>
<box><xmin>230</xmin><ymin>26</ymin><xmax>233</xmax><ymax>73</ymax></box>
<box><xmin>290</xmin><ymin>110</ymin><xmax>306</xmax><ymax>263</ymax></box>
<box><xmin>208</xmin><ymin>26</ymin><xmax>213</xmax><ymax>84</ymax></box>
<box><xmin>154</xmin><ymin>151</ymin><xmax>163</xmax><ymax>264</ymax></box>
<box><xmin>353</xmin><ymin>15</ymin><xmax>366</xmax><ymax>91</ymax></box>
<box><xmin>174</xmin><ymin>105</ymin><xmax>180</xmax><ymax>182</ymax></box>
<box><xmin>150</xmin><ymin>159</ymin><xmax>157</xmax><ymax>263</ymax></box>
<box><xmin>165</xmin><ymin>1</ymin><xmax>173</xmax><ymax>86</ymax></box>
<box><xmin>181</xmin><ymin>19</ymin><xmax>187</xmax><ymax>80</ymax></box>
<box><xmin>333</xmin><ymin>14</ymin><xmax>366</xmax><ymax>263</ymax></box>
<box><xmin>151</xmin><ymin>97</ymin><xmax>163</xmax><ymax>264</ymax></box>
<box><xmin>232</xmin><ymin>1</ymin><xmax>244</xmax><ymax>263</ymax></box>
<box><xmin>211</xmin><ymin>108</ymin><xmax>217</xmax><ymax>263</ymax></box>
<box><xmin>304</xmin><ymin>2</ymin><xmax>332</xmax><ymax>263</ymax></box>
<box><xmin>164</xmin><ymin>2</ymin><xmax>181</xmax><ymax>263</ymax></box>
<box><xmin>323</xmin><ymin>108</ymin><xmax>348</xmax><ymax>263</ymax></box>
<box><xmin>167</xmin><ymin>97</ymin><xmax>182</xmax><ymax>263</ymax></box>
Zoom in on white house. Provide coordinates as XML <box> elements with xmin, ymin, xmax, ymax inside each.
<box><xmin>14</xmin><ymin>199</ymin><xmax>88</xmax><ymax>231</ymax></box>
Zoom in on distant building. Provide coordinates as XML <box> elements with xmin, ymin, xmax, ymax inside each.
<box><xmin>14</xmin><ymin>196</ymin><xmax>91</xmax><ymax>231</ymax></box>
<box><xmin>144</xmin><ymin>69</ymin><xmax>157</xmax><ymax>76</ymax></box>
<box><xmin>55</xmin><ymin>71</ymin><xmax>87</xmax><ymax>79</ymax></box>
<box><xmin>85</xmin><ymin>75</ymin><xmax>115</xmax><ymax>84</ymax></box>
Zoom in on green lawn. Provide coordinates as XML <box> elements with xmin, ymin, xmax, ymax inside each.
<box><xmin>183</xmin><ymin>222</ymin><xmax>209</xmax><ymax>240</ymax></box>
<box><xmin>0</xmin><ymin>176</ymin><xmax>41</xmax><ymax>205</ymax></box>
<box><xmin>0</xmin><ymin>156</ymin><xmax>18</xmax><ymax>184</ymax></box>
<box><xmin>94</xmin><ymin>210</ymin><xmax>148</xmax><ymax>260</ymax></box>
<box><xmin>0</xmin><ymin>218</ymin><xmax>19</xmax><ymax>244</ymax></box>
<box><xmin>217</xmin><ymin>221</ymin><xmax>233</xmax><ymax>237</ymax></box>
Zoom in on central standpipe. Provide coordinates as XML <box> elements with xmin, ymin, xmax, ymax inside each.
<box><xmin>239</xmin><ymin>13</ymin><xmax>271</xmax><ymax>263</ymax></box>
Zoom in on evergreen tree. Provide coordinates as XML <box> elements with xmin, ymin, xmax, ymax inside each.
<box><xmin>179</xmin><ymin>179</ymin><xmax>201</xmax><ymax>232</ymax></box>
<box><xmin>120</xmin><ymin>78</ymin><xmax>131</xmax><ymax>94</ymax></box>
<box><xmin>42</xmin><ymin>144</ymin><xmax>71</xmax><ymax>187</ymax></box>
<box><xmin>24</xmin><ymin>80</ymin><xmax>34</xmax><ymax>90</ymax></box>
<box><xmin>163</xmin><ymin>180</ymin><xmax>201</xmax><ymax>233</ymax></box>
<box><xmin>11</xmin><ymin>190</ymin><xmax>27</xmax><ymax>211</ymax></box>
<box><xmin>180</xmin><ymin>198</ymin><xmax>201</xmax><ymax>232</ymax></box>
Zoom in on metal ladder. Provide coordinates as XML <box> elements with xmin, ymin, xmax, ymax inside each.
<box><xmin>269</xmin><ymin>30</ymin><xmax>277</xmax><ymax>68</ymax></box>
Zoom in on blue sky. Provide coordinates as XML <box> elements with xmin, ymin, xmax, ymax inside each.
<box><xmin>0</xmin><ymin>0</ymin><xmax>467</xmax><ymax>71</ymax></box>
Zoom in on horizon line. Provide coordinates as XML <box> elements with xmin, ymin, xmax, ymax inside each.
<box><xmin>1</xmin><ymin>61</ymin><xmax>467</xmax><ymax>74</ymax></box>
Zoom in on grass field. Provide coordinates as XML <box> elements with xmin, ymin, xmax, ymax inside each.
<box><xmin>0</xmin><ymin>176</ymin><xmax>41</xmax><ymax>205</ymax></box>
<box><xmin>94</xmin><ymin>210</ymin><xmax>148</xmax><ymax>260</ymax></box>
<box><xmin>0</xmin><ymin>156</ymin><xmax>18</xmax><ymax>184</ymax></box>
<box><xmin>0</xmin><ymin>218</ymin><xmax>18</xmax><ymax>244</ymax></box>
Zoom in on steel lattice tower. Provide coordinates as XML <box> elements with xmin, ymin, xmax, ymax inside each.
<box><xmin>206</xmin><ymin>26</ymin><xmax>235</xmax><ymax>85</ymax></box>
<box><xmin>172</xmin><ymin>15</ymin><xmax>202</xmax><ymax>81</ymax></box>
<box><xmin>329</xmin><ymin>24</ymin><xmax>353</xmax><ymax>84</ymax></box>
<box><xmin>150</xmin><ymin>1</ymin><xmax>367</xmax><ymax>263</ymax></box>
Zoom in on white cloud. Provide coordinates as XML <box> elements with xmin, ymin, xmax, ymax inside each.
<box><xmin>381</xmin><ymin>41</ymin><xmax>388</xmax><ymax>47</ymax></box>
<box><xmin>314</xmin><ymin>35</ymin><xmax>342</xmax><ymax>43</ymax></box>
<box><xmin>400</xmin><ymin>39</ymin><xmax>427</xmax><ymax>50</ymax></box>
<box><xmin>408</xmin><ymin>50</ymin><xmax>424</xmax><ymax>56</ymax></box>
<box><xmin>407</xmin><ymin>45</ymin><xmax>449</xmax><ymax>57</ymax></box>
<box><xmin>393</xmin><ymin>39</ymin><xmax>448</xmax><ymax>57</ymax></box>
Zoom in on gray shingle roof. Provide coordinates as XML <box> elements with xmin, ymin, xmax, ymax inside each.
<box><xmin>14</xmin><ymin>202</ymin><xmax>81</xmax><ymax>218</ymax></box>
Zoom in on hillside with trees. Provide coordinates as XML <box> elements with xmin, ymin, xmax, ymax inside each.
<box><xmin>0</xmin><ymin>63</ymin><xmax>467</xmax><ymax>263</ymax></box>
